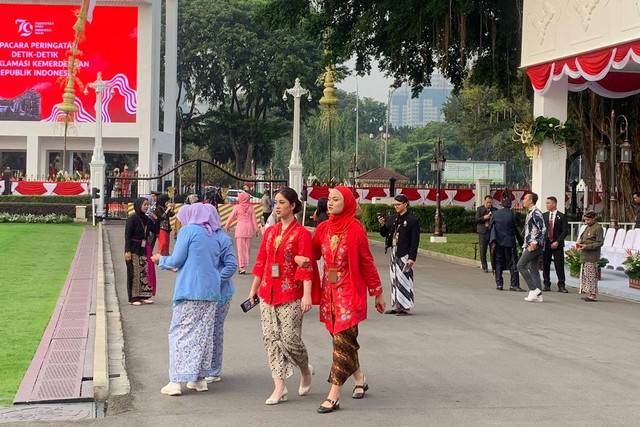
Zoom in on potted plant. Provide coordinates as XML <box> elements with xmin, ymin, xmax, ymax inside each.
<box><xmin>565</xmin><ymin>248</ymin><xmax>608</xmax><ymax>279</ymax></box>
<box><xmin>622</xmin><ymin>250</ymin><xmax>640</xmax><ymax>289</ymax></box>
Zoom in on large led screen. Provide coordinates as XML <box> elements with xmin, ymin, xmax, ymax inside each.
<box><xmin>0</xmin><ymin>5</ymin><xmax>138</xmax><ymax>122</ymax></box>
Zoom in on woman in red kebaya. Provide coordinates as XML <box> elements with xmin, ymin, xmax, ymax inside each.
<box><xmin>248</xmin><ymin>187</ymin><xmax>315</xmax><ymax>405</ymax></box>
<box><xmin>308</xmin><ymin>186</ymin><xmax>386</xmax><ymax>413</ymax></box>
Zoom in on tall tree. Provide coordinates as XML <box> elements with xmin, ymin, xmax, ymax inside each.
<box><xmin>177</xmin><ymin>0</ymin><xmax>324</xmax><ymax>174</ymax></box>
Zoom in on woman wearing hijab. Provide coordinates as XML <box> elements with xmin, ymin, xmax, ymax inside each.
<box><xmin>152</xmin><ymin>203</ymin><xmax>237</xmax><ymax>396</ymax></box>
<box><xmin>248</xmin><ymin>187</ymin><xmax>315</xmax><ymax>405</ymax></box>
<box><xmin>124</xmin><ymin>197</ymin><xmax>159</xmax><ymax>306</ymax></box>
<box><xmin>205</xmin><ymin>203</ymin><xmax>237</xmax><ymax>384</ymax></box>
<box><xmin>173</xmin><ymin>194</ymin><xmax>199</xmax><ymax>240</ymax></box>
<box><xmin>309</xmin><ymin>186</ymin><xmax>386</xmax><ymax>413</ymax></box>
<box><xmin>225</xmin><ymin>191</ymin><xmax>260</xmax><ymax>274</ymax></box>
<box><xmin>155</xmin><ymin>194</ymin><xmax>175</xmax><ymax>255</ymax></box>
<box><xmin>378</xmin><ymin>194</ymin><xmax>421</xmax><ymax>316</ymax></box>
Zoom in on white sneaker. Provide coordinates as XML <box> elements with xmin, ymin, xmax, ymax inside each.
<box><xmin>186</xmin><ymin>379</ymin><xmax>208</xmax><ymax>392</ymax></box>
<box><xmin>524</xmin><ymin>289</ymin><xmax>543</xmax><ymax>302</ymax></box>
<box><xmin>205</xmin><ymin>376</ymin><xmax>221</xmax><ymax>383</ymax></box>
<box><xmin>161</xmin><ymin>382</ymin><xmax>182</xmax><ymax>396</ymax></box>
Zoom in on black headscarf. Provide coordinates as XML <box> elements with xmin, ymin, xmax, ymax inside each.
<box><xmin>158</xmin><ymin>194</ymin><xmax>170</xmax><ymax>208</ymax></box>
<box><xmin>133</xmin><ymin>197</ymin><xmax>148</xmax><ymax>218</ymax></box>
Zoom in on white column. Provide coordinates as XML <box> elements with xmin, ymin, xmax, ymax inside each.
<box><xmin>284</xmin><ymin>78</ymin><xmax>310</xmax><ymax>196</ymax></box>
<box><xmin>475</xmin><ymin>178</ymin><xmax>492</xmax><ymax>207</ymax></box>
<box><xmin>88</xmin><ymin>73</ymin><xmax>109</xmax><ymax>217</ymax></box>
<box><xmin>25</xmin><ymin>135</ymin><xmax>40</xmax><ymax>178</ymax></box>
<box><xmin>137</xmin><ymin>5</ymin><xmax>154</xmax><ymax>195</ymax></box>
<box><xmin>532</xmin><ymin>76</ymin><xmax>568</xmax><ymax>211</ymax></box>
<box><xmin>163</xmin><ymin>0</ymin><xmax>178</xmax><ymax>136</ymax></box>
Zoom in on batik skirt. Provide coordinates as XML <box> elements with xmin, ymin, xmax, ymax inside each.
<box><xmin>579</xmin><ymin>262</ymin><xmax>599</xmax><ymax>295</ymax></box>
<box><xmin>389</xmin><ymin>246</ymin><xmax>415</xmax><ymax>310</ymax></box>
<box><xmin>169</xmin><ymin>300</ymin><xmax>218</xmax><ymax>382</ymax></box>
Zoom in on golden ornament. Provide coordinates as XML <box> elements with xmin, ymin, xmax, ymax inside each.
<box><xmin>274</xmin><ymin>235</ymin><xmax>283</xmax><ymax>251</ymax></box>
<box><xmin>330</xmin><ymin>235</ymin><xmax>340</xmax><ymax>251</ymax></box>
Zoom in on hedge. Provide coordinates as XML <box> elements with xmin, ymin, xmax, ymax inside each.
<box><xmin>0</xmin><ymin>202</ymin><xmax>92</xmax><ymax>218</ymax></box>
<box><xmin>0</xmin><ymin>195</ymin><xmax>92</xmax><ymax>204</ymax></box>
<box><xmin>0</xmin><ymin>213</ymin><xmax>73</xmax><ymax>223</ymax></box>
<box><xmin>360</xmin><ymin>203</ymin><xmax>476</xmax><ymax>233</ymax></box>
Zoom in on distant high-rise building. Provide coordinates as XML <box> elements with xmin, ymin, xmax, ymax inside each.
<box><xmin>389</xmin><ymin>74</ymin><xmax>453</xmax><ymax>128</ymax></box>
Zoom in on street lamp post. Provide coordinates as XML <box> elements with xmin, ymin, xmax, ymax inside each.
<box><xmin>430</xmin><ymin>138</ymin><xmax>447</xmax><ymax>243</ymax></box>
<box><xmin>383</xmin><ymin>87</ymin><xmax>397</xmax><ymax>168</ymax></box>
<box><xmin>85</xmin><ymin>72</ymin><xmax>111</xmax><ymax>219</ymax></box>
<box><xmin>595</xmin><ymin>109</ymin><xmax>632</xmax><ymax>229</ymax></box>
<box><xmin>283</xmin><ymin>78</ymin><xmax>312</xmax><ymax>196</ymax></box>
<box><xmin>348</xmin><ymin>153</ymin><xmax>359</xmax><ymax>196</ymax></box>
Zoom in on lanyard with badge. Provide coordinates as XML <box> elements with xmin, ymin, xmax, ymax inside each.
<box><xmin>270</xmin><ymin>220</ymin><xmax>296</xmax><ymax>278</ymax></box>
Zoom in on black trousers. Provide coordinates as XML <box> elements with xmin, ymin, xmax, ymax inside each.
<box><xmin>493</xmin><ymin>245</ymin><xmax>520</xmax><ymax>288</ymax></box>
<box><xmin>478</xmin><ymin>231</ymin><xmax>490</xmax><ymax>270</ymax></box>
<box><xmin>543</xmin><ymin>244</ymin><xmax>566</xmax><ymax>287</ymax></box>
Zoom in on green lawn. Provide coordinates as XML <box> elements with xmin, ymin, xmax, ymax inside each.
<box><xmin>0</xmin><ymin>224</ymin><xmax>86</xmax><ymax>406</ymax></box>
<box><xmin>368</xmin><ymin>232</ymin><xmax>479</xmax><ymax>261</ymax></box>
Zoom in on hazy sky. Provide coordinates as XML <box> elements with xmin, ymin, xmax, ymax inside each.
<box><xmin>337</xmin><ymin>58</ymin><xmax>397</xmax><ymax>103</ymax></box>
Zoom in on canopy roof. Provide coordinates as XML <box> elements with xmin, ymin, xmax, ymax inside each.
<box><xmin>527</xmin><ymin>40</ymin><xmax>640</xmax><ymax>99</ymax></box>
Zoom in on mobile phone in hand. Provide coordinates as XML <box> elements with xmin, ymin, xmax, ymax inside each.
<box><xmin>240</xmin><ymin>295</ymin><xmax>260</xmax><ymax>313</ymax></box>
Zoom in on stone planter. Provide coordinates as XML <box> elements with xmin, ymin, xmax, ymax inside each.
<box><xmin>629</xmin><ymin>278</ymin><xmax>640</xmax><ymax>289</ymax></box>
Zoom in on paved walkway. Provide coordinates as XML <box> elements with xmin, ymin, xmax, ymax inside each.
<box><xmin>5</xmin><ymin>225</ymin><xmax>640</xmax><ymax>426</ymax></box>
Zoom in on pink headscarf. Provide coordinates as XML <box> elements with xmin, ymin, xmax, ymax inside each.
<box><xmin>237</xmin><ymin>191</ymin><xmax>253</xmax><ymax>216</ymax></box>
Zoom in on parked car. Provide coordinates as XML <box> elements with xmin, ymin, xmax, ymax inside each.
<box><xmin>226</xmin><ymin>189</ymin><xmax>260</xmax><ymax>203</ymax></box>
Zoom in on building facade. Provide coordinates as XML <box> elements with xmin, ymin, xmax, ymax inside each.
<box><xmin>0</xmin><ymin>0</ymin><xmax>177</xmax><ymax>191</ymax></box>
<box><xmin>389</xmin><ymin>74</ymin><xmax>453</xmax><ymax>128</ymax></box>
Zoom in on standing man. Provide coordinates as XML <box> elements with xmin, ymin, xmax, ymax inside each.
<box><xmin>633</xmin><ymin>191</ymin><xmax>640</xmax><ymax>228</ymax></box>
<box><xmin>379</xmin><ymin>194</ymin><xmax>421</xmax><ymax>316</ymax></box>
<box><xmin>476</xmin><ymin>195</ymin><xmax>497</xmax><ymax>272</ymax></box>
<box><xmin>542</xmin><ymin>196</ymin><xmax>569</xmax><ymax>293</ymax></box>
<box><xmin>260</xmin><ymin>190</ymin><xmax>272</xmax><ymax>225</ymax></box>
<box><xmin>2</xmin><ymin>166</ymin><xmax>12</xmax><ymax>195</ymax></box>
<box><xmin>517</xmin><ymin>192</ymin><xmax>546</xmax><ymax>303</ymax></box>
<box><xmin>489</xmin><ymin>195</ymin><xmax>524</xmax><ymax>291</ymax></box>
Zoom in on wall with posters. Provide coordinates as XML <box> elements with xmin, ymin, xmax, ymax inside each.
<box><xmin>0</xmin><ymin>0</ymin><xmax>176</xmax><ymax>184</ymax></box>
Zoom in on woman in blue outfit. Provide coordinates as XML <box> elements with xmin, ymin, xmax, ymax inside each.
<box><xmin>152</xmin><ymin>203</ymin><xmax>237</xmax><ymax>396</ymax></box>
<box><xmin>204</xmin><ymin>203</ymin><xmax>236</xmax><ymax>383</ymax></box>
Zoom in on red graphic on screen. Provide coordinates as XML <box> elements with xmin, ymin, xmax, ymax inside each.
<box><xmin>0</xmin><ymin>5</ymin><xmax>138</xmax><ymax>122</ymax></box>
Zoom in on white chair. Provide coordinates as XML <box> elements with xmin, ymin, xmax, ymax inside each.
<box><xmin>604</xmin><ymin>228</ymin><xmax>628</xmax><ymax>268</ymax></box>
<box><xmin>565</xmin><ymin>224</ymin><xmax>587</xmax><ymax>251</ymax></box>
<box><xmin>602</xmin><ymin>227</ymin><xmax>616</xmax><ymax>248</ymax></box>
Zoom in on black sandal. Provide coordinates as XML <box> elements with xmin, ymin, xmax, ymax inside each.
<box><xmin>317</xmin><ymin>398</ymin><xmax>340</xmax><ymax>413</ymax></box>
<box><xmin>352</xmin><ymin>382</ymin><xmax>369</xmax><ymax>399</ymax></box>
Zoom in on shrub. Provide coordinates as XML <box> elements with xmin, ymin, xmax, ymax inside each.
<box><xmin>0</xmin><ymin>213</ymin><xmax>73</xmax><ymax>223</ymax></box>
<box><xmin>0</xmin><ymin>195</ymin><xmax>92</xmax><ymax>204</ymax></box>
<box><xmin>360</xmin><ymin>204</ymin><xmax>475</xmax><ymax>233</ymax></box>
<box><xmin>0</xmin><ymin>203</ymin><xmax>91</xmax><ymax>217</ymax></box>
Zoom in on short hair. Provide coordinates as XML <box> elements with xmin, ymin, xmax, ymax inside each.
<box><xmin>484</xmin><ymin>195</ymin><xmax>493</xmax><ymax>201</ymax></box>
<box><xmin>528</xmin><ymin>192</ymin><xmax>538</xmax><ymax>205</ymax></box>
<box><xmin>546</xmin><ymin>196</ymin><xmax>557</xmax><ymax>204</ymax></box>
<box><xmin>277</xmin><ymin>187</ymin><xmax>302</xmax><ymax>214</ymax></box>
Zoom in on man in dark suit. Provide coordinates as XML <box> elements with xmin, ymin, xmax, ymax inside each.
<box><xmin>489</xmin><ymin>195</ymin><xmax>524</xmax><ymax>291</ymax></box>
<box><xmin>476</xmin><ymin>195</ymin><xmax>497</xmax><ymax>272</ymax></box>
<box><xmin>542</xmin><ymin>196</ymin><xmax>569</xmax><ymax>293</ymax></box>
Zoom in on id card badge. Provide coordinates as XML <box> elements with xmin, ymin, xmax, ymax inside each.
<box><xmin>327</xmin><ymin>267</ymin><xmax>339</xmax><ymax>283</ymax></box>
<box><xmin>140</xmin><ymin>240</ymin><xmax>146</xmax><ymax>249</ymax></box>
<box><xmin>271</xmin><ymin>263</ymin><xmax>280</xmax><ymax>278</ymax></box>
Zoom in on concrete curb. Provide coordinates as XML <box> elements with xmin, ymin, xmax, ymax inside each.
<box><xmin>93</xmin><ymin>223</ymin><xmax>109</xmax><ymax>402</ymax></box>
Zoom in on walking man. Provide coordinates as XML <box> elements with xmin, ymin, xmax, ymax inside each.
<box><xmin>517</xmin><ymin>192</ymin><xmax>546</xmax><ymax>303</ymax></box>
<box><xmin>260</xmin><ymin>190</ymin><xmax>272</xmax><ymax>225</ymax></box>
<box><xmin>542</xmin><ymin>196</ymin><xmax>569</xmax><ymax>293</ymax></box>
<box><xmin>490</xmin><ymin>194</ymin><xmax>524</xmax><ymax>291</ymax></box>
<box><xmin>379</xmin><ymin>194</ymin><xmax>420</xmax><ymax>316</ymax></box>
<box><xmin>476</xmin><ymin>195</ymin><xmax>497</xmax><ymax>272</ymax></box>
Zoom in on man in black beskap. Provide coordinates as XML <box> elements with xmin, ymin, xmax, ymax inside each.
<box><xmin>378</xmin><ymin>194</ymin><xmax>420</xmax><ymax>316</ymax></box>
<box><xmin>542</xmin><ymin>196</ymin><xmax>569</xmax><ymax>292</ymax></box>
<box><xmin>476</xmin><ymin>195</ymin><xmax>497</xmax><ymax>272</ymax></box>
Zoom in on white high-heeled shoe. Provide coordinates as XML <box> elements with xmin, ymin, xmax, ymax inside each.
<box><xmin>265</xmin><ymin>387</ymin><xmax>288</xmax><ymax>405</ymax></box>
<box><xmin>298</xmin><ymin>364</ymin><xmax>315</xmax><ymax>396</ymax></box>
